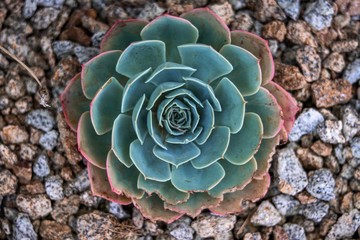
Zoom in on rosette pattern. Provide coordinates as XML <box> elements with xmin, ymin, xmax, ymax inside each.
<box><xmin>61</xmin><ymin>8</ymin><xmax>298</xmax><ymax>222</ymax></box>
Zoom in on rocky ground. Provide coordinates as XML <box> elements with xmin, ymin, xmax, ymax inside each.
<box><xmin>0</xmin><ymin>0</ymin><xmax>359</xmax><ymax>239</ymax></box>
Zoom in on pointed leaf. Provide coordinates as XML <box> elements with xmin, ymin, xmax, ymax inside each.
<box><xmin>141</xmin><ymin>15</ymin><xmax>199</xmax><ymax>62</ymax></box>
<box><xmin>253</xmin><ymin>135</ymin><xmax>279</xmax><ymax>179</ymax></box>
<box><xmin>196</xmin><ymin>100</ymin><xmax>215</xmax><ymax>145</ymax></box>
<box><xmin>166</xmin><ymin>127</ymin><xmax>202</xmax><ymax>144</ymax></box>
<box><xmin>178</xmin><ymin>44</ymin><xmax>233</xmax><ymax>83</ymax></box>
<box><xmin>225</xmin><ymin>113</ymin><xmax>263</xmax><ymax>165</ymax></box>
<box><xmin>165</xmin><ymin>89</ymin><xmax>203</xmax><ymax>107</ymax></box>
<box><xmin>78</xmin><ymin>112</ymin><xmax>110</xmax><ymax>169</ymax></box>
<box><xmin>153</xmin><ymin>142</ymin><xmax>200</xmax><ymax>167</ymax></box>
<box><xmin>90</xmin><ymin>77</ymin><xmax>123</xmax><ymax>135</ymax></box>
<box><xmin>101</xmin><ymin>19</ymin><xmax>147</xmax><ymax>52</ymax></box>
<box><xmin>231</xmin><ymin>31</ymin><xmax>274</xmax><ymax>85</ymax></box>
<box><xmin>146</xmin><ymin>62</ymin><xmax>195</xmax><ymax>86</ymax></box>
<box><xmin>130</xmin><ymin>136</ymin><xmax>171</xmax><ymax>182</ymax></box>
<box><xmin>214</xmin><ymin>77</ymin><xmax>246</xmax><ymax>134</ymax></box>
<box><xmin>220</xmin><ymin>44</ymin><xmax>261</xmax><ymax>96</ymax></box>
<box><xmin>107</xmin><ymin>150</ymin><xmax>144</xmax><ymax>199</ymax></box>
<box><xmin>191</xmin><ymin>126</ymin><xmax>230</xmax><ymax>169</ymax></box>
<box><xmin>245</xmin><ymin>87</ymin><xmax>283</xmax><ymax>138</ymax></box>
<box><xmin>138</xmin><ymin>174</ymin><xmax>189</xmax><ymax>205</ymax></box>
<box><xmin>88</xmin><ymin>162</ymin><xmax>131</xmax><ymax>205</ymax></box>
<box><xmin>182</xmin><ymin>8</ymin><xmax>230</xmax><ymax>51</ymax></box>
<box><xmin>82</xmin><ymin>50</ymin><xmax>127</xmax><ymax>99</ymax></box>
<box><xmin>61</xmin><ymin>73</ymin><xmax>90</xmax><ymax>132</ymax></box>
<box><xmin>116</xmin><ymin>40</ymin><xmax>166</xmax><ymax>78</ymax></box>
<box><xmin>171</xmin><ymin>162</ymin><xmax>225</xmax><ymax>191</ymax></box>
<box><xmin>147</xmin><ymin>82</ymin><xmax>185</xmax><ymax>110</ymax></box>
<box><xmin>148</xmin><ymin>111</ymin><xmax>167</xmax><ymax>149</ymax></box>
<box><xmin>132</xmin><ymin>95</ymin><xmax>148</xmax><ymax>144</ymax></box>
<box><xmin>112</xmin><ymin>114</ymin><xmax>137</xmax><ymax>167</ymax></box>
<box><xmin>182</xmin><ymin>98</ymin><xmax>200</xmax><ymax>132</ymax></box>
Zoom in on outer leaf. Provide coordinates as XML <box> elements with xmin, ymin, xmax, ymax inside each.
<box><xmin>81</xmin><ymin>50</ymin><xmax>126</xmax><ymax>99</ymax></box>
<box><xmin>231</xmin><ymin>31</ymin><xmax>274</xmax><ymax>85</ymax></box>
<box><xmin>101</xmin><ymin>19</ymin><xmax>147</xmax><ymax>52</ymax></box>
<box><xmin>60</xmin><ymin>73</ymin><xmax>90</xmax><ymax>132</ymax></box>
<box><xmin>132</xmin><ymin>95</ymin><xmax>148</xmax><ymax>144</ymax></box>
<box><xmin>88</xmin><ymin>162</ymin><xmax>131</xmax><ymax>205</ymax></box>
<box><xmin>141</xmin><ymin>15</ymin><xmax>199</xmax><ymax>62</ymax></box>
<box><xmin>181</xmin><ymin>8</ymin><xmax>230</xmax><ymax>51</ymax></box>
<box><xmin>78</xmin><ymin>112</ymin><xmax>111</xmax><ymax>169</ymax></box>
<box><xmin>214</xmin><ymin>77</ymin><xmax>246</xmax><ymax>134</ymax></box>
<box><xmin>153</xmin><ymin>142</ymin><xmax>200</xmax><ymax>167</ymax></box>
<box><xmin>253</xmin><ymin>135</ymin><xmax>280</xmax><ymax>179</ymax></box>
<box><xmin>146</xmin><ymin>62</ymin><xmax>195</xmax><ymax>86</ymax></box>
<box><xmin>90</xmin><ymin>77</ymin><xmax>123</xmax><ymax>135</ymax></box>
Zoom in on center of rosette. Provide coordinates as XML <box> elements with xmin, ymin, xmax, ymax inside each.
<box><xmin>163</xmin><ymin>101</ymin><xmax>192</xmax><ymax>135</ymax></box>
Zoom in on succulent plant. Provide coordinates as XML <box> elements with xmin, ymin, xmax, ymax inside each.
<box><xmin>61</xmin><ymin>8</ymin><xmax>298</xmax><ymax>222</ymax></box>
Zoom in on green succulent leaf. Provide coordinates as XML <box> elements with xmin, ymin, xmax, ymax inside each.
<box><xmin>153</xmin><ymin>142</ymin><xmax>200</xmax><ymax>167</ymax></box>
<box><xmin>147</xmin><ymin>82</ymin><xmax>185</xmax><ymax>110</ymax></box>
<box><xmin>138</xmin><ymin>174</ymin><xmax>190</xmax><ymax>205</ymax></box>
<box><xmin>166</xmin><ymin>127</ymin><xmax>202</xmax><ymax>144</ymax></box>
<box><xmin>130</xmin><ymin>135</ymin><xmax>171</xmax><ymax>182</ymax></box>
<box><xmin>101</xmin><ymin>19</ymin><xmax>147</xmax><ymax>52</ymax></box>
<box><xmin>107</xmin><ymin>150</ymin><xmax>144</xmax><ymax>199</ymax></box>
<box><xmin>116</xmin><ymin>40</ymin><xmax>166</xmax><ymax>78</ymax></box>
<box><xmin>78</xmin><ymin>112</ymin><xmax>111</xmax><ymax>169</ymax></box>
<box><xmin>191</xmin><ymin>126</ymin><xmax>230</xmax><ymax>169</ymax></box>
<box><xmin>182</xmin><ymin>8</ymin><xmax>230</xmax><ymax>51</ymax></box>
<box><xmin>90</xmin><ymin>77</ymin><xmax>123</xmax><ymax>135</ymax></box>
<box><xmin>146</xmin><ymin>62</ymin><xmax>195</xmax><ymax>86</ymax></box>
<box><xmin>225</xmin><ymin>113</ymin><xmax>263</xmax><ymax>165</ymax></box>
<box><xmin>182</xmin><ymin>98</ymin><xmax>200</xmax><ymax>132</ymax></box>
<box><xmin>147</xmin><ymin>111</ymin><xmax>167</xmax><ymax>149</ymax></box>
<box><xmin>195</xmin><ymin>100</ymin><xmax>215</xmax><ymax>145</ymax></box>
<box><xmin>220</xmin><ymin>44</ymin><xmax>261</xmax><ymax>96</ymax></box>
<box><xmin>112</xmin><ymin>114</ymin><xmax>137</xmax><ymax>167</ymax></box>
<box><xmin>141</xmin><ymin>15</ymin><xmax>199</xmax><ymax>62</ymax></box>
<box><xmin>171</xmin><ymin>162</ymin><xmax>225</xmax><ymax>191</ymax></box>
<box><xmin>178</xmin><ymin>44</ymin><xmax>233</xmax><ymax>83</ymax></box>
<box><xmin>132</xmin><ymin>95</ymin><xmax>148</xmax><ymax>144</ymax></box>
<box><xmin>214</xmin><ymin>77</ymin><xmax>246</xmax><ymax>134</ymax></box>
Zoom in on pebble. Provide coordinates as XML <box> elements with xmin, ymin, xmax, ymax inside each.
<box><xmin>19</xmin><ymin>144</ymin><xmax>37</xmax><ymax>161</ymax></box>
<box><xmin>81</xmin><ymin>15</ymin><xmax>109</xmax><ymax>34</ymax></box>
<box><xmin>231</xmin><ymin>12</ymin><xmax>253</xmax><ymax>31</ymax></box>
<box><xmin>12</xmin><ymin>214</ymin><xmax>38</xmax><ymax>240</ymax></box>
<box><xmin>351</xmin><ymin>137</ymin><xmax>360</xmax><ymax>158</ymax></box>
<box><xmin>336</xmin><ymin>0</ymin><xmax>360</xmax><ymax>15</ymax></box>
<box><xmin>51</xmin><ymin>195</ymin><xmax>80</xmax><ymax>224</ymax></box>
<box><xmin>39</xmin><ymin>130</ymin><xmax>59</xmax><ymax>151</ymax></box>
<box><xmin>297</xmin><ymin>148</ymin><xmax>324</xmax><ymax>170</ymax></box>
<box><xmin>283</xmin><ymin>223</ymin><xmax>306</xmax><ymax>240</ymax></box>
<box><xmin>16</xmin><ymin>194</ymin><xmax>52</xmax><ymax>219</ymax></box>
<box><xmin>243</xmin><ymin>232</ymin><xmax>262</xmax><ymax>240</ymax></box>
<box><xmin>277</xmin><ymin>0</ymin><xmax>300</xmax><ymax>20</ymax></box>
<box><xmin>25</xmin><ymin>180</ymin><xmax>45</xmax><ymax>195</ymax></box>
<box><xmin>23</xmin><ymin>0</ymin><xmax>38</xmax><ymax>18</ymax></box>
<box><xmin>286</xmin><ymin>21</ymin><xmax>317</xmax><ymax>48</ymax></box>
<box><xmin>274</xmin><ymin>148</ymin><xmax>308</xmax><ymax>195</ymax></box>
<box><xmin>254</xmin><ymin>0</ymin><xmax>286</xmax><ymax>22</ymax></box>
<box><xmin>342</xmin><ymin>106</ymin><xmax>360</xmax><ymax>141</ymax></box>
<box><xmin>0</xmin><ymin>170</ymin><xmax>17</xmax><ymax>196</ymax></box>
<box><xmin>306</xmin><ymin>169</ymin><xmax>335</xmax><ymax>201</ymax></box>
<box><xmin>33</xmin><ymin>154</ymin><xmax>50</xmax><ymax>178</ymax></box>
<box><xmin>262</xmin><ymin>20</ymin><xmax>287</xmax><ymax>42</ymax></box>
<box><xmin>251</xmin><ymin>200</ymin><xmax>282</xmax><ymax>227</ymax></box>
<box><xmin>74</xmin><ymin>46</ymin><xmax>100</xmax><ymax>64</ymax></box>
<box><xmin>209</xmin><ymin>2</ymin><xmax>234</xmax><ymax>25</ymax></box>
<box><xmin>52</xmin><ymin>41</ymin><xmax>76</xmax><ymax>58</ymax></box>
<box><xmin>300</xmin><ymin>201</ymin><xmax>329</xmax><ymax>222</ymax></box>
<box><xmin>191</xmin><ymin>214</ymin><xmax>236</xmax><ymax>238</ymax></box>
<box><xmin>323</xmin><ymin>53</ymin><xmax>346</xmax><ymax>73</ymax></box>
<box><xmin>107</xmin><ymin>202</ymin><xmax>129</xmax><ymax>220</ymax></box>
<box><xmin>343</xmin><ymin>59</ymin><xmax>360</xmax><ymax>84</ymax></box>
<box><xmin>26</xmin><ymin>109</ymin><xmax>56</xmax><ymax>132</ymax></box>
<box><xmin>39</xmin><ymin>220</ymin><xmax>73</xmax><ymax>240</ymax></box>
<box><xmin>91</xmin><ymin>31</ymin><xmax>105</xmax><ymax>47</ymax></box>
<box><xmin>289</xmin><ymin>108</ymin><xmax>324</xmax><ymax>142</ymax></box>
<box><xmin>273</xmin><ymin>62</ymin><xmax>307</xmax><ymax>90</ymax></box>
<box><xmin>138</xmin><ymin>2</ymin><xmax>165</xmax><ymax>21</ymax></box>
<box><xmin>0</xmin><ymin>144</ymin><xmax>18</xmax><ymax>166</ymax></box>
<box><xmin>0</xmin><ymin>125</ymin><xmax>29</xmax><ymax>144</ymax></box>
<box><xmin>66</xmin><ymin>170</ymin><xmax>90</xmax><ymax>195</ymax></box>
<box><xmin>80</xmin><ymin>190</ymin><xmax>101</xmax><ymax>207</ymax></box>
<box><xmin>31</xmin><ymin>8</ymin><xmax>61</xmax><ymax>30</ymax></box>
<box><xmin>303</xmin><ymin>0</ymin><xmax>334</xmax><ymax>30</ymax></box>
<box><xmin>296</xmin><ymin>46</ymin><xmax>321</xmax><ymax>82</ymax></box>
<box><xmin>45</xmin><ymin>175</ymin><xmax>64</xmax><ymax>201</ymax></box>
<box><xmin>132</xmin><ymin>207</ymin><xmax>144</xmax><ymax>229</ymax></box>
<box><xmin>13</xmin><ymin>163</ymin><xmax>33</xmax><ymax>184</ymax></box>
<box><xmin>168</xmin><ymin>217</ymin><xmax>195</xmax><ymax>240</ymax></box>
<box><xmin>5</xmin><ymin>78</ymin><xmax>26</xmax><ymax>100</ymax></box>
<box><xmin>317</xmin><ymin>120</ymin><xmax>346</xmax><ymax>144</ymax></box>
<box><xmin>272</xmin><ymin>194</ymin><xmax>300</xmax><ymax>216</ymax></box>
<box><xmin>311</xmin><ymin>79</ymin><xmax>352</xmax><ymax>108</ymax></box>
<box><xmin>326</xmin><ymin>209</ymin><xmax>360</xmax><ymax>240</ymax></box>
<box><xmin>331</xmin><ymin>40</ymin><xmax>359</xmax><ymax>53</ymax></box>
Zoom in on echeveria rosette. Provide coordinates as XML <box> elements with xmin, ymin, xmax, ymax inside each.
<box><xmin>61</xmin><ymin>8</ymin><xmax>298</xmax><ymax>222</ymax></box>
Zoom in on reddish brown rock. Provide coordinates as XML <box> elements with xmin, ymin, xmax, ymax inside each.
<box><xmin>273</xmin><ymin>62</ymin><xmax>307</xmax><ymax>90</ymax></box>
<box><xmin>296</xmin><ymin>148</ymin><xmax>324</xmax><ymax>170</ymax></box>
<box><xmin>262</xmin><ymin>20</ymin><xmax>287</xmax><ymax>41</ymax></box>
<box><xmin>336</xmin><ymin>0</ymin><xmax>360</xmax><ymax>16</ymax></box>
<box><xmin>311</xmin><ymin>79</ymin><xmax>352</xmax><ymax>108</ymax></box>
<box><xmin>60</xmin><ymin>27</ymin><xmax>91</xmax><ymax>46</ymax></box>
<box><xmin>310</xmin><ymin>140</ymin><xmax>333</xmax><ymax>157</ymax></box>
<box><xmin>286</xmin><ymin>21</ymin><xmax>317</xmax><ymax>48</ymax></box>
<box><xmin>0</xmin><ymin>125</ymin><xmax>29</xmax><ymax>144</ymax></box>
<box><xmin>253</xmin><ymin>0</ymin><xmax>286</xmax><ymax>22</ymax></box>
<box><xmin>39</xmin><ymin>220</ymin><xmax>72</xmax><ymax>240</ymax></box>
<box><xmin>331</xmin><ymin>40</ymin><xmax>359</xmax><ymax>53</ymax></box>
<box><xmin>13</xmin><ymin>162</ymin><xmax>32</xmax><ymax>184</ymax></box>
<box><xmin>323</xmin><ymin>52</ymin><xmax>346</xmax><ymax>73</ymax></box>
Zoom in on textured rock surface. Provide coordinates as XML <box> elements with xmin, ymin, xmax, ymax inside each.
<box><xmin>250</xmin><ymin>200</ymin><xmax>282</xmax><ymax>226</ymax></box>
<box><xmin>306</xmin><ymin>169</ymin><xmax>335</xmax><ymax>201</ymax></box>
<box><xmin>289</xmin><ymin>108</ymin><xmax>324</xmax><ymax>142</ymax></box>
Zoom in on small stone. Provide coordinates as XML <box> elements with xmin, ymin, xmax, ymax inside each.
<box><xmin>26</xmin><ymin>109</ymin><xmax>56</xmax><ymax>132</ymax></box>
<box><xmin>286</xmin><ymin>21</ymin><xmax>317</xmax><ymax>48</ymax></box>
<box><xmin>0</xmin><ymin>144</ymin><xmax>18</xmax><ymax>166</ymax></box>
<box><xmin>331</xmin><ymin>40</ymin><xmax>359</xmax><ymax>53</ymax></box>
<box><xmin>277</xmin><ymin>0</ymin><xmax>300</xmax><ymax>20</ymax></box>
<box><xmin>12</xmin><ymin>214</ymin><xmax>38</xmax><ymax>240</ymax></box>
<box><xmin>0</xmin><ymin>170</ymin><xmax>17</xmax><ymax>196</ymax></box>
<box><xmin>336</xmin><ymin>0</ymin><xmax>360</xmax><ymax>15</ymax></box>
<box><xmin>39</xmin><ymin>220</ymin><xmax>73</xmax><ymax>240</ymax></box>
<box><xmin>15</xmin><ymin>96</ymin><xmax>33</xmax><ymax>114</ymax></box>
<box><xmin>45</xmin><ymin>175</ymin><xmax>64</xmax><ymax>201</ymax></box>
<box><xmin>25</xmin><ymin>181</ymin><xmax>45</xmax><ymax>194</ymax></box>
<box><xmin>323</xmin><ymin>53</ymin><xmax>346</xmax><ymax>73</ymax></box>
<box><xmin>138</xmin><ymin>2</ymin><xmax>165</xmax><ymax>21</ymax></box>
<box><xmin>16</xmin><ymin>194</ymin><xmax>52</xmax><ymax>219</ymax></box>
<box><xmin>168</xmin><ymin>217</ymin><xmax>194</xmax><ymax>240</ymax></box>
<box><xmin>191</xmin><ymin>213</ymin><xmax>236</xmax><ymax>238</ymax></box>
<box><xmin>297</xmin><ymin>148</ymin><xmax>324</xmax><ymax>170</ymax></box>
<box><xmin>296</xmin><ymin>46</ymin><xmax>321</xmax><ymax>82</ymax></box>
<box><xmin>209</xmin><ymin>2</ymin><xmax>234</xmax><ymax>25</ymax></box>
<box><xmin>300</xmin><ymin>201</ymin><xmax>329</xmax><ymax>222</ymax></box>
<box><xmin>0</xmin><ymin>125</ymin><xmax>29</xmax><ymax>144</ymax></box>
<box><xmin>326</xmin><ymin>209</ymin><xmax>360</xmax><ymax>240</ymax></box>
<box><xmin>310</xmin><ymin>140</ymin><xmax>332</xmax><ymax>157</ymax></box>
<box><xmin>317</xmin><ymin>120</ymin><xmax>346</xmax><ymax>144</ymax></box>
<box><xmin>74</xmin><ymin>46</ymin><xmax>100</xmax><ymax>64</ymax></box>
<box><xmin>311</xmin><ymin>79</ymin><xmax>352</xmax><ymax>108</ymax></box>
<box><xmin>273</xmin><ymin>62</ymin><xmax>307</xmax><ymax>91</ymax></box>
<box><xmin>52</xmin><ymin>41</ymin><xmax>76</xmax><ymax>58</ymax></box>
<box><xmin>262</xmin><ymin>20</ymin><xmax>287</xmax><ymax>42</ymax></box>
<box><xmin>51</xmin><ymin>195</ymin><xmax>80</xmax><ymax>224</ymax></box>
<box><xmin>272</xmin><ymin>194</ymin><xmax>300</xmax><ymax>216</ymax></box>
<box><xmin>303</xmin><ymin>0</ymin><xmax>334</xmax><ymax>30</ymax></box>
<box><xmin>289</xmin><ymin>108</ymin><xmax>324</xmax><ymax>142</ymax></box>
<box><xmin>354</xmin><ymin>193</ymin><xmax>360</xmax><ymax>209</ymax></box>
<box><xmin>343</xmin><ymin>59</ymin><xmax>360</xmax><ymax>84</ymax></box>
<box><xmin>254</xmin><ymin>0</ymin><xmax>286</xmax><ymax>22</ymax></box>
<box><xmin>243</xmin><ymin>232</ymin><xmax>262</xmax><ymax>240</ymax></box>
<box><xmin>5</xmin><ymin>78</ymin><xmax>26</xmax><ymax>100</ymax></box>
<box><xmin>306</xmin><ymin>169</ymin><xmax>335</xmax><ymax>201</ymax></box>
<box><xmin>59</xmin><ymin>27</ymin><xmax>92</xmax><ymax>46</ymax></box>
<box><xmin>66</xmin><ymin>170</ymin><xmax>90</xmax><ymax>195</ymax></box>
<box><xmin>91</xmin><ymin>31</ymin><xmax>106</xmax><ymax>47</ymax></box>
<box><xmin>132</xmin><ymin>207</ymin><xmax>144</xmax><ymax>229</ymax></box>
<box><xmin>340</xmin><ymin>164</ymin><xmax>354</xmax><ymax>179</ymax></box>
<box><xmin>231</xmin><ymin>12</ymin><xmax>253</xmax><ymax>31</ymax></box>
<box><xmin>275</xmin><ymin>148</ymin><xmax>308</xmax><ymax>195</ymax></box>
<box><xmin>251</xmin><ymin>201</ymin><xmax>282</xmax><ymax>227</ymax></box>
<box><xmin>81</xmin><ymin>15</ymin><xmax>109</xmax><ymax>34</ymax></box>
<box><xmin>102</xmin><ymin>5</ymin><xmax>128</xmax><ymax>25</ymax></box>
<box><xmin>23</xmin><ymin>0</ymin><xmax>37</xmax><ymax>18</ymax></box>
<box><xmin>107</xmin><ymin>202</ymin><xmax>129</xmax><ymax>219</ymax></box>
<box><xmin>19</xmin><ymin>144</ymin><xmax>37</xmax><ymax>161</ymax></box>
<box><xmin>80</xmin><ymin>190</ymin><xmax>101</xmax><ymax>207</ymax></box>
<box><xmin>283</xmin><ymin>223</ymin><xmax>306</xmax><ymax>240</ymax></box>
<box><xmin>31</xmin><ymin>7</ymin><xmax>60</xmax><ymax>30</ymax></box>
<box><xmin>340</xmin><ymin>192</ymin><xmax>354</xmax><ymax>213</ymax></box>
<box><xmin>39</xmin><ymin>130</ymin><xmax>58</xmax><ymax>150</ymax></box>
<box><xmin>343</xmin><ymin>106</ymin><xmax>360</xmax><ymax>141</ymax></box>
<box><xmin>33</xmin><ymin>154</ymin><xmax>50</xmax><ymax>178</ymax></box>
<box><xmin>351</xmin><ymin>138</ymin><xmax>360</xmax><ymax>158</ymax></box>
<box><xmin>13</xmin><ymin>163</ymin><xmax>33</xmax><ymax>184</ymax></box>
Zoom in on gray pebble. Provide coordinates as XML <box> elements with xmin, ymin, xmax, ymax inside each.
<box><xmin>26</xmin><ymin>109</ymin><xmax>55</xmax><ymax>132</ymax></box>
<box><xmin>191</xmin><ymin>214</ymin><xmax>236</xmax><ymax>238</ymax></box>
<box><xmin>33</xmin><ymin>154</ymin><xmax>50</xmax><ymax>178</ymax></box>
<box><xmin>52</xmin><ymin>41</ymin><xmax>76</xmax><ymax>58</ymax></box>
<box><xmin>303</xmin><ymin>0</ymin><xmax>334</xmax><ymax>31</ymax></box>
<box><xmin>326</xmin><ymin>209</ymin><xmax>360</xmax><ymax>240</ymax></box>
<box><xmin>91</xmin><ymin>32</ymin><xmax>106</xmax><ymax>48</ymax></box>
<box><xmin>23</xmin><ymin>0</ymin><xmax>37</xmax><ymax>18</ymax></box>
<box><xmin>300</xmin><ymin>201</ymin><xmax>329</xmax><ymax>222</ymax></box>
<box><xmin>351</xmin><ymin>137</ymin><xmax>360</xmax><ymax>158</ymax></box>
<box><xmin>45</xmin><ymin>175</ymin><xmax>64</xmax><ymax>201</ymax></box>
<box><xmin>66</xmin><ymin>170</ymin><xmax>90</xmax><ymax>195</ymax></box>
<box><xmin>80</xmin><ymin>190</ymin><xmax>101</xmax><ymax>207</ymax></box>
<box><xmin>12</xmin><ymin>214</ymin><xmax>38</xmax><ymax>240</ymax></box>
<box><xmin>39</xmin><ymin>130</ymin><xmax>58</xmax><ymax>150</ymax></box>
<box><xmin>74</xmin><ymin>46</ymin><xmax>100</xmax><ymax>64</ymax></box>
<box><xmin>107</xmin><ymin>202</ymin><xmax>129</xmax><ymax>219</ymax></box>
<box><xmin>343</xmin><ymin>59</ymin><xmax>360</xmax><ymax>84</ymax></box>
<box><xmin>272</xmin><ymin>194</ymin><xmax>300</xmax><ymax>216</ymax></box>
<box><xmin>277</xmin><ymin>0</ymin><xmax>300</xmax><ymax>20</ymax></box>
<box><xmin>31</xmin><ymin>7</ymin><xmax>60</xmax><ymax>30</ymax></box>
<box><xmin>289</xmin><ymin>108</ymin><xmax>324</xmax><ymax>142</ymax></box>
<box><xmin>37</xmin><ymin>0</ymin><xmax>65</xmax><ymax>8</ymax></box>
<box><xmin>317</xmin><ymin>120</ymin><xmax>346</xmax><ymax>144</ymax></box>
<box><xmin>168</xmin><ymin>217</ymin><xmax>194</xmax><ymax>240</ymax></box>
<box><xmin>283</xmin><ymin>223</ymin><xmax>306</xmax><ymax>240</ymax></box>
<box><xmin>306</xmin><ymin>169</ymin><xmax>335</xmax><ymax>201</ymax></box>
<box><xmin>250</xmin><ymin>200</ymin><xmax>282</xmax><ymax>227</ymax></box>
<box><xmin>342</xmin><ymin>105</ymin><xmax>360</xmax><ymax>141</ymax></box>
<box><xmin>138</xmin><ymin>2</ymin><xmax>165</xmax><ymax>21</ymax></box>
